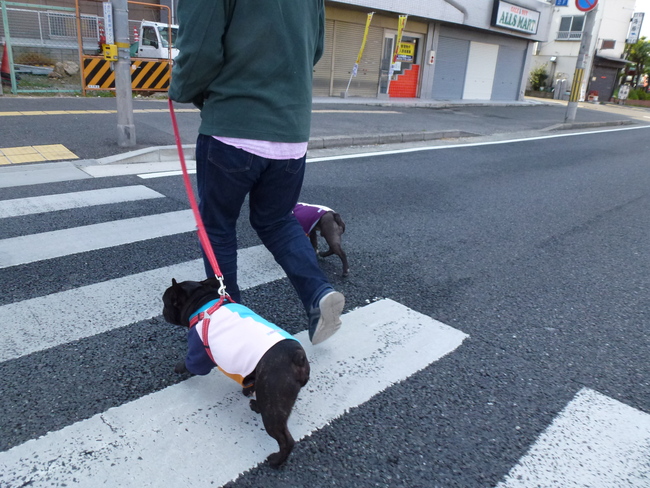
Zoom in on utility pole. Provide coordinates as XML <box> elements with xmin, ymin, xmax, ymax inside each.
<box><xmin>111</xmin><ymin>0</ymin><xmax>135</xmax><ymax>146</ymax></box>
<box><xmin>565</xmin><ymin>5</ymin><xmax>598</xmax><ymax>122</ymax></box>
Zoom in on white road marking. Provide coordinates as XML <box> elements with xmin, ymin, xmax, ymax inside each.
<box><xmin>133</xmin><ymin>125</ymin><xmax>650</xmax><ymax>179</ymax></box>
<box><xmin>306</xmin><ymin>125</ymin><xmax>650</xmax><ymax>163</ymax></box>
<box><xmin>0</xmin><ymin>299</ymin><xmax>468</xmax><ymax>487</ymax></box>
<box><xmin>138</xmin><ymin>168</ymin><xmax>191</xmax><ymax>179</ymax></box>
<box><xmin>312</xmin><ymin>109</ymin><xmax>401</xmax><ymax>114</ymax></box>
<box><xmin>496</xmin><ymin>388</ymin><xmax>650</xmax><ymax>488</ymax></box>
<box><xmin>0</xmin><ymin>245</ymin><xmax>285</xmax><ymax>362</ymax></box>
<box><xmin>0</xmin><ymin>209</ymin><xmax>195</xmax><ymax>269</ymax></box>
<box><xmin>0</xmin><ymin>186</ymin><xmax>164</xmax><ymax>219</ymax></box>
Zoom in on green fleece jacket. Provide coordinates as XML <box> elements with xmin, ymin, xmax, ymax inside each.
<box><xmin>168</xmin><ymin>0</ymin><xmax>324</xmax><ymax>143</ymax></box>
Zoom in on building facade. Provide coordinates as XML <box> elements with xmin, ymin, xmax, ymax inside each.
<box><xmin>2</xmin><ymin>0</ymin><xmax>554</xmax><ymax>101</ymax></box>
<box><xmin>530</xmin><ymin>0</ymin><xmax>636</xmax><ymax>102</ymax></box>
<box><xmin>316</xmin><ymin>0</ymin><xmax>553</xmax><ymax>101</ymax></box>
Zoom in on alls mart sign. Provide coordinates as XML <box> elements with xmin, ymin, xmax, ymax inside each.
<box><xmin>492</xmin><ymin>0</ymin><xmax>540</xmax><ymax>35</ymax></box>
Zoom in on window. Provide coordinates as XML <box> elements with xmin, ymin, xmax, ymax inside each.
<box><xmin>157</xmin><ymin>26</ymin><xmax>178</xmax><ymax>48</ymax></box>
<box><xmin>601</xmin><ymin>39</ymin><xmax>616</xmax><ymax>50</ymax></box>
<box><xmin>142</xmin><ymin>26</ymin><xmax>158</xmax><ymax>47</ymax></box>
<box><xmin>557</xmin><ymin>16</ymin><xmax>584</xmax><ymax>40</ymax></box>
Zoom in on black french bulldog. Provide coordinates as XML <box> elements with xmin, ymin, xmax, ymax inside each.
<box><xmin>311</xmin><ymin>210</ymin><xmax>349</xmax><ymax>277</ymax></box>
<box><xmin>294</xmin><ymin>203</ymin><xmax>349</xmax><ymax>277</ymax></box>
<box><xmin>162</xmin><ymin>278</ymin><xmax>310</xmax><ymax>467</ymax></box>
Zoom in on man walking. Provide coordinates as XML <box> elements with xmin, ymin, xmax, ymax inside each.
<box><xmin>168</xmin><ymin>0</ymin><xmax>344</xmax><ymax>344</ymax></box>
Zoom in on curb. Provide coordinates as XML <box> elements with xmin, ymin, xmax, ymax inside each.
<box><xmin>91</xmin><ymin>119</ymin><xmax>630</xmax><ymax>165</ymax></box>
<box><xmin>94</xmin><ymin>130</ymin><xmax>481</xmax><ymax>165</ymax></box>
<box><xmin>94</xmin><ymin>144</ymin><xmax>196</xmax><ymax>165</ymax></box>
<box><xmin>307</xmin><ymin>130</ymin><xmax>479</xmax><ymax>150</ymax></box>
<box><xmin>543</xmin><ymin>120</ymin><xmax>637</xmax><ymax>131</ymax></box>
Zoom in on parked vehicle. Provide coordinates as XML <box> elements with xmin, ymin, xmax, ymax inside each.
<box><xmin>131</xmin><ymin>21</ymin><xmax>178</xmax><ymax>60</ymax></box>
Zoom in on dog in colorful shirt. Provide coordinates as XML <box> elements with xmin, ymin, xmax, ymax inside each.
<box><xmin>162</xmin><ymin>277</ymin><xmax>310</xmax><ymax>467</ymax></box>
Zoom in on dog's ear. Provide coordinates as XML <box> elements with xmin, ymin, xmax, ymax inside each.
<box><xmin>168</xmin><ymin>279</ymin><xmax>186</xmax><ymax>308</ymax></box>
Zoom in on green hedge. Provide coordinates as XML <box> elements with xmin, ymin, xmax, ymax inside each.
<box><xmin>627</xmin><ymin>88</ymin><xmax>650</xmax><ymax>100</ymax></box>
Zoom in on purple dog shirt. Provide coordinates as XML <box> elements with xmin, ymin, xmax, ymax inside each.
<box><xmin>293</xmin><ymin>203</ymin><xmax>332</xmax><ymax>234</ymax></box>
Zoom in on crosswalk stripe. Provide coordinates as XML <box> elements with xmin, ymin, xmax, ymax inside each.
<box><xmin>0</xmin><ymin>299</ymin><xmax>468</xmax><ymax>487</ymax></box>
<box><xmin>0</xmin><ymin>186</ymin><xmax>164</xmax><ymax>219</ymax></box>
<box><xmin>0</xmin><ymin>209</ymin><xmax>195</xmax><ymax>269</ymax></box>
<box><xmin>496</xmin><ymin>388</ymin><xmax>650</xmax><ymax>487</ymax></box>
<box><xmin>0</xmin><ymin>245</ymin><xmax>284</xmax><ymax>363</ymax></box>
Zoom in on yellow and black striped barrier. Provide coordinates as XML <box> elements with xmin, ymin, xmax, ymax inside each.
<box><xmin>82</xmin><ymin>56</ymin><xmax>171</xmax><ymax>91</ymax></box>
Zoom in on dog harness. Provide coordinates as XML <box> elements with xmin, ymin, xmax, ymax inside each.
<box><xmin>185</xmin><ymin>300</ymin><xmax>297</xmax><ymax>385</ymax></box>
<box><xmin>293</xmin><ymin>202</ymin><xmax>333</xmax><ymax>235</ymax></box>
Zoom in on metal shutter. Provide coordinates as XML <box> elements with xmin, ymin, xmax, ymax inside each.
<box><xmin>463</xmin><ymin>42</ymin><xmax>499</xmax><ymax>100</ymax></box>
<box><xmin>432</xmin><ymin>36</ymin><xmax>470</xmax><ymax>100</ymax></box>
<box><xmin>331</xmin><ymin>21</ymin><xmax>382</xmax><ymax>97</ymax></box>
<box><xmin>491</xmin><ymin>45</ymin><xmax>525</xmax><ymax>101</ymax></box>
<box><xmin>313</xmin><ymin>19</ymin><xmax>335</xmax><ymax>96</ymax></box>
<box><xmin>588</xmin><ymin>65</ymin><xmax>618</xmax><ymax>102</ymax></box>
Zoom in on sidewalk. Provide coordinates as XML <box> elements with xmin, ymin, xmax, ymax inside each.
<box><xmin>312</xmin><ymin>96</ymin><xmax>548</xmax><ymax>108</ymax></box>
<box><xmin>308</xmin><ymin>96</ymin><xmax>642</xmax><ymax>150</ymax></box>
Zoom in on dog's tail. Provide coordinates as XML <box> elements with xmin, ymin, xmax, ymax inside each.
<box><xmin>292</xmin><ymin>348</ymin><xmax>310</xmax><ymax>386</ymax></box>
<box><xmin>333</xmin><ymin>212</ymin><xmax>345</xmax><ymax>233</ymax></box>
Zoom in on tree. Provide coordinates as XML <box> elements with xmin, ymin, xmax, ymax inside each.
<box><xmin>624</xmin><ymin>37</ymin><xmax>650</xmax><ymax>88</ymax></box>
<box><xmin>529</xmin><ymin>64</ymin><xmax>549</xmax><ymax>91</ymax></box>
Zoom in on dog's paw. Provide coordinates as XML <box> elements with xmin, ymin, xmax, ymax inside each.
<box><xmin>174</xmin><ymin>361</ymin><xmax>189</xmax><ymax>374</ymax></box>
<box><xmin>267</xmin><ymin>451</ymin><xmax>288</xmax><ymax>468</ymax></box>
<box><xmin>249</xmin><ymin>399</ymin><xmax>261</xmax><ymax>414</ymax></box>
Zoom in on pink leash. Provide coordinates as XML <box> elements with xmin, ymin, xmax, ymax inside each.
<box><xmin>168</xmin><ymin>98</ymin><xmax>228</xmax><ymax>298</ymax></box>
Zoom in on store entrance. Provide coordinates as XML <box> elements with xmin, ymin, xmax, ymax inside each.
<box><xmin>378</xmin><ymin>31</ymin><xmax>422</xmax><ymax>97</ymax></box>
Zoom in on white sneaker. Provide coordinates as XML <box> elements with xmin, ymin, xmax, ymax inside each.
<box><xmin>308</xmin><ymin>291</ymin><xmax>345</xmax><ymax>345</ymax></box>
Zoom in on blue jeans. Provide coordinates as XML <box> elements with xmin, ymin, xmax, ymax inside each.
<box><xmin>195</xmin><ymin>134</ymin><xmax>331</xmax><ymax>313</ymax></box>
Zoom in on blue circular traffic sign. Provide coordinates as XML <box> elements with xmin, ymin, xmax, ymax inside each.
<box><xmin>576</xmin><ymin>0</ymin><xmax>597</xmax><ymax>12</ymax></box>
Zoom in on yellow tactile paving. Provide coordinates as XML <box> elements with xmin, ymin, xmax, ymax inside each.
<box><xmin>7</xmin><ymin>153</ymin><xmax>47</xmax><ymax>163</ymax></box>
<box><xmin>35</xmin><ymin>144</ymin><xmax>78</xmax><ymax>161</ymax></box>
<box><xmin>33</xmin><ymin>144</ymin><xmax>66</xmax><ymax>150</ymax></box>
<box><xmin>1</xmin><ymin>146</ymin><xmax>39</xmax><ymax>156</ymax></box>
<box><xmin>0</xmin><ymin>144</ymin><xmax>78</xmax><ymax>164</ymax></box>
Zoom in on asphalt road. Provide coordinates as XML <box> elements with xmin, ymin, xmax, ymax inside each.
<box><xmin>1</xmin><ymin>125</ymin><xmax>649</xmax><ymax>486</ymax></box>
<box><xmin>1</xmin><ymin>95</ymin><xmax>649</xmax><ymax>160</ymax></box>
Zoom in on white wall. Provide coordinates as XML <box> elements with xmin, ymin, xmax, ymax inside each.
<box><xmin>597</xmin><ymin>0</ymin><xmax>635</xmax><ymax>57</ymax></box>
<box><xmin>536</xmin><ymin>0</ymin><xmax>634</xmax><ymax>59</ymax></box>
<box><xmin>531</xmin><ymin>0</ymin><xmax>634</xmax><ymax>94</ymax></box>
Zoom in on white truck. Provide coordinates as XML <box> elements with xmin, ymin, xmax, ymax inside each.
<box><xmin>132</xmin><ymin>21</ymin><xmax>179</xmax><ymax>60</ymax></box>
